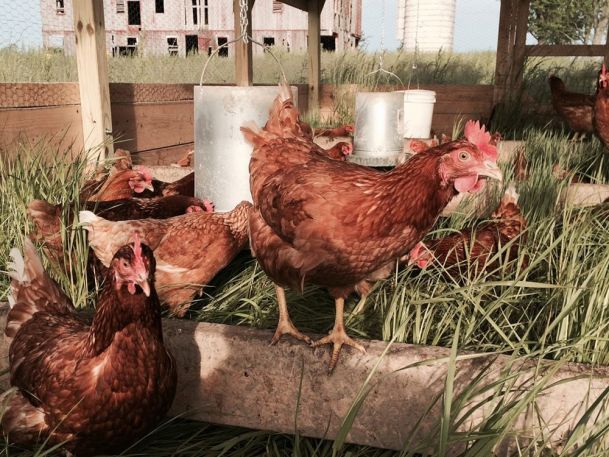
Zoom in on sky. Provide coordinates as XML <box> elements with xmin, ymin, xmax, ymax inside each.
<box><xmin>0</xmin><ymin>0</ymin><xmax>503</xmax><ymax>52</ymax></box>
<box><xmin>362</xmin><ymin>0</ymin><xmax>502</xmax><ymax>52</ymax></box>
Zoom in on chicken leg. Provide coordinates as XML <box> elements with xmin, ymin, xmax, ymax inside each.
<box><xmin>313</xmin><ymin>297</ymin><xmax>366</xmax><ymax>371</ymax></box>
<box><xmin>270</xmin><ymin>285</ymin><xmax>312</xmax><ymax>346</ymax></box>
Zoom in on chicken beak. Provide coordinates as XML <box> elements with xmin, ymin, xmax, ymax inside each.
<box><xmin>137</xmin><ymin>277</ymin><xmax>151</xmax><ymax>297</ymax></box>
<box><xmin>145</xmin><ymin>182</ymin><xmax>155</xmax><ymax>192</ymax></box>
<box><xmin>478</xmin><ymin>160</ymin><xmax>503</xmax><ymax>182</ymax></box>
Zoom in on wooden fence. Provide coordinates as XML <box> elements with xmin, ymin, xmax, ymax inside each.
<box><xmin>0</xmin><ymin>83</ymin><xmax>494</xmax><ymax>164</ymax></box>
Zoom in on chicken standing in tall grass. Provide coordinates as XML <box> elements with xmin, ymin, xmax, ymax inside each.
<box><xmin>548</xmin><ymin>75</ymin><xmax>595</xmax><ymax>141</ymax></box>
<box><xmin>245</xmin><ymin>84</ymin><xmax>503</xmax><ymax>371</ymax></box>
<box><xmin>594</xmin><ymin>64</ymin><xmax>609</xmax><ymax>151</ymax></box>
<box><xmin>2</xmin><ymin>236</ymin><xmax>176</xmax><ymax>455</ymax></box>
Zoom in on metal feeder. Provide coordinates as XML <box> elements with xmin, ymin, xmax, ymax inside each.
<box><xmin>194</xmin><ymin>86</ymin><xmax>297</xmax><ymax>212</ymax></box>
<box><xmin>349</xmin><ymin>91</ymin><xmax>405</xmax><ymax>167</ymax></box>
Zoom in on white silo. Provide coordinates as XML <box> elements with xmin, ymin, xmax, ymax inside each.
<box><xmin>396</xmin><ymin>0</ymin><xmax>456</xmax><ymax>53</ymax></box>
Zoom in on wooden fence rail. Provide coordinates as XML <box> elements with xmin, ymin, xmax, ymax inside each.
<box><xmin>1</xmin><ymin>83</ymin><xmax>494</xmax><ymax>164</ymax></box>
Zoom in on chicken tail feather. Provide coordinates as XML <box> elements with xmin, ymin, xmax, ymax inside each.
<box><xmin>5</xmin><ymin>239</ymin><xmax>73</xmax><ymax>339</ymax></box>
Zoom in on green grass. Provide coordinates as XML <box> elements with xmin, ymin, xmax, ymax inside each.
<box><xmin>3</xmin><ymin>121</ymin><xmax>609</xmax><ymax>452</ymax></box>
<box><xmin>0</xmin><ymin>47</ymin><xmax>602</xmax><ymax>98</ymax></box>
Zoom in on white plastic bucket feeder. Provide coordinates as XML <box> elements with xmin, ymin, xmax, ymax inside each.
<box><xmin>351</xmin><ymin>91</ymin><xmax>405</xmax><ymax>167</ymax></box>
<box><xmin>403</xmin><ymin>89</ymin><xmax>436</xmax><ymax>139</ymax></box>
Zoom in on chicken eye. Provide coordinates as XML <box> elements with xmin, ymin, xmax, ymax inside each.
<box><xmin>458</xmin><ymin>151</ymin><xmax>470</xmax><ymax>161</ymax></box>
<box><xmin>122</xmin><ymin>260</ymin><xmax>129</xmax><ymax>268</ymax></box>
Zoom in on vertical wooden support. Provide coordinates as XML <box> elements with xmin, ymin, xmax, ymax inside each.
<box><xmin>511</xmin><ymin>0</ymin><xmax>530</xmax><ymax>95</ymax></box>
<box><xmin>73</xmin><ymin>0</ymin><xmax>113</xmax><ymax>161</ymax></box>
<box><xmin>307</xmin><ymin>0</ymin><xmax>323</xmax><ymax>112</ymax></box>
<box><xmin>494</xmin><ymin>0</ymin><xmax>515</xmax><ymax>104</ymax></box>
<box><xmin>233</xmin><ymin>0</ymin><xmax>255</xmax><ymax>86</ymax></box>
<box><xmin>604</xmin><ymin>22</ymin><xmax>609</xmax><ymax>66</ymax></box>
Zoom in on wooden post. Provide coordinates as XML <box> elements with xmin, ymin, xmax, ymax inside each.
<box><xmin>511</xmin><ymin>0</ymin><xmax>530</xmax><ymax>95</ymax></box>
<box><xmin>307</xmin><ymin>0</ymin><xmax>324</xmax><ymax>112</ymax></box>
<box><xmin>605</xmin><ymin>22</ymin><xmax>609</xmax><ymax>66</ymax></box>
<box><xmin>493</xmin><ymin>0</ymin><xmax>515</xmax><ymax>104</ymax></box>
<box><xmin>73</xmin><ymin>0</ymin><xmax>113</xmax><ymax>161</ymax></box>
<box><xmin>233</xmin><ymin>0</ymin><xmax>255</xmax><ymax>86</ymax></box>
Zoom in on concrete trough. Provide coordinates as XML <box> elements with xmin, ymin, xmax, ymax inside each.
<box><xmin>1</xmin><ymin>307</ymin><xmax>608</xmax><ymax>454</ymax></box>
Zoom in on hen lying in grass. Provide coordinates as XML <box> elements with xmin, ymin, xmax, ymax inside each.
<box><xmin>3</xmin><ymin>236</ymin><xmax>176</xmax><ymax>455</ymax></box>
<box><xmin>408</xmin><ymin>185</ymin><xmax>527</xmax><ymax>279</ymax></box>
<box><xmin>80</xmin><ymin>201</ymin><xmax>252</xmax><ymax>316</ymax></box>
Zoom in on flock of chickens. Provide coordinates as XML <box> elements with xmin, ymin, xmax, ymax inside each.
<box><xmin>8</xmin><ymin>65</ymin><xmax>609</xmax><ymax>453</ymax></box>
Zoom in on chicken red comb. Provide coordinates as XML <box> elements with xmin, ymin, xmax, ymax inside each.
<box><xmin>464</xmin><ymin>120</ymin><xmax>497</xmax><ymax>161</ymax></box>
<box><xmin>132</xmin><ymin>233</ymin><xmax>142</xmax><ymax>260</ymax></box>
<box><xmin>203</xmin><ymin>199</ymin><xmax>215</xmax><ymax>213</ymax></box>
<box><xmin>600</xmin><ymin>64</ymin><xmax>609</xmax><ymax>86</ymax></box>
<box><xmin>134</xmin><ymin>165</ymin><xmax>153</xmax><ymax>182</ymax></box>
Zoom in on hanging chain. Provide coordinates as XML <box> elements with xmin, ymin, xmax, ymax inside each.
<box><xmin>378</xmin><ymin>0</ymin><xmax>386</xmax><ymax>69</ymax></box>
<box><xmin>407</xmin><ymin>0</ymin><xmax>421</xmax><ymax>89</ymax></box>
<box><xmin>239</xmin><ymin>0</ymin><xmax>249</xmax><ymax>43</ymax></box>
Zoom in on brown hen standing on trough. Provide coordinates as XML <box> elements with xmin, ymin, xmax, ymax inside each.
<box><xmin>80</xmin><ymin>201</ymin><xmax>252</xmax><ymax>316</ymax></box>
<box><xmin>408</xmin><ymin>185</ymin><xmax>527</xmax><ymax>278</ymax></box>
<box><xmin>2</xmin><ymin>236</ymin><xmax>176</xmax><ymax>455</ymax></box>
<box><xmin>594</xmin><ymin>64</ymin><xmax>609</xmax><ymax>150</ymax></box>
<box><xmin>245</xmin><ymin>87</ymin><xmax>503</xmax><ymax>370</ymax></box>
<box><xmin>549</xmin><ymin>75</ymin><xmax>595</xmax><ymax>141</ymax></box>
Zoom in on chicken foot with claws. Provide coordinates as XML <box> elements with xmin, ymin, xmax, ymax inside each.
<box><xmin>314</xmin><ymin>297</ymin><xmax>366</xmax><ymax>372</ymax></box>
<box><xmin>270</xmin><ymin>285</ymin><xmax>313</xmax><ymax>346</ymax></box>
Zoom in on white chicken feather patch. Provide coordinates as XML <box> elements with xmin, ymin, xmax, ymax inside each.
<box><xmin>79</xmin><ymin>210</ymin><xmax>101</xmax><ymax>227</ymax></box>
<box><xmin>7</xmin><ymin>246</ymin><xmax>27</xmax><ymax>309</ymax></box>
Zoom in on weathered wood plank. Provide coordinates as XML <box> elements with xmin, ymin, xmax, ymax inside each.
<box><xmin>525</xmin><ymin>44</ymin><xmax>608</xmax><ymax>57</ymax></box>
<box><xmin>131</xmin><ymin>142</ymin><xmax>194</xmax><ymax>166</ymax></box>
<box><xmin>494</xmin><ymin>0</ymin><xmax>516</xmax><ymax>104</ymax></box>
<box><xmin>0</xmin><ymin>106</ymin><xmax>84</xmax><ymax>152</ymax></box>
<box><xmin>307</xmin><ymin>0</ymin><xmax>323</xmax><ymax>111</ymax></box>
<box><xmin>0</xmin><ymin>307</ymin><xmax>607</xmax><ymax>454</ymax></box>
<box><xmin>111</xmin><ymin>101</ymin><xmax>194</xmax><ymax>152</ymax></box>
<box><xmin>72</xmin><ymin>0</ymin><xmax>113</xmax><ymax>159</ymax></box>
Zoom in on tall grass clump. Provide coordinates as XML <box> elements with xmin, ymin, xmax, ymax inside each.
<box><xmin>0</xmin><ymin>138</ymin><xmax>96</xmax><ymax>307</ymax></box>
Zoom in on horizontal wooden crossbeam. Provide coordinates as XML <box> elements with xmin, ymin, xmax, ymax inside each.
<box><xmin>525</xmin><ymin>44</ymin><xmax>607</xmax><ymax>57</ymax></box>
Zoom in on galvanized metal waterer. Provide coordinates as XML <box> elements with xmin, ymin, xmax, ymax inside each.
<box><xmin>194</xmin><ymin>2</ymin><xmax>293</xmax><ymax>212</ymax></box>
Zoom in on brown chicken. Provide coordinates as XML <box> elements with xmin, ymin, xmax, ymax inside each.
<box><xmin>80</xmin><ymin>201</ymin><xmax>252</xmax><ymax>316</ymax></box>
<box><xmin>141</xmin><ymin>172</ymin><xmax>195</xmax><ymax>198</ymax></box>
<box><xmin>594</xmin><ymin>64</ymin><xmax>609</xmax><ymax>150</ymax></box>
<box><xmin>314</xmin><ymin>124</ymin><xmax>354</xmax><ymax>138</ymax></box>
<box><xmin>175</xmin><ymin>149</ymin><xmax>194</xmax><ymax>167</ymax></box>
<box><xmin>408</xmin><ymin>185</ymin><xmax>527</xmax><ymax>278</ymax></box>
<box><xmin>3</xmin><ymin>237</ymin><xmax>176</xmax><ymax>454</ymax></box>
<box><xmin>81</xmin><ymin>165</ymin><xmax>155</xmax><ymax>201</ymax></box>
<box><xmin>27</xmin><ymin>196</ymin><xmax>214</xmax><ymax>276</ymax></box>
<box><xmin>246</xmin><ymin>116</ymin><xmax>502</xmax><ymax>370</ymax></box>
<box><xmin>549</xmin><ymin>75</ymin><xmax>595</xmax><ymax>140</ymax></box>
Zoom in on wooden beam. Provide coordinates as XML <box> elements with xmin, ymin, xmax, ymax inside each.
<box><xmin>604</xmin><ymin>22</ymin><xmax>609</xmax><ymax>65</ymax></box>
<box><xmin>307</xmin><ymin>0</ymin><xmax>324</xmax><ymax>112</ymax></box>
<box><xmin>233</xmin><ymin>0</ymin><xmax>255</xmax><ymax>86</ymax></box>
<box><xmin>493</xmin><ymin>0</ymin><xmax>516</xmax><ymax>104</ymax></box>
<box><xmin>277</xmin><ymin>0</ymin><xmax>309</xmax><ymax>11</ymax></box>
<box><xmin>511</xmin><ymin>0</ymin><xmax>530</xmax><ymax>95</ymax></box>
<box><xmin>72</xmin><ymin>0</ymin><xmax>113</xmax><ymax>161</ymax></box>
<box><xmin>0</xmin><ymin>307</ymin><xmax>609</xmax><ymax>453</ymax></box>
<box><xmin>524</xmin><ymin>44</ymin><xmax>607</xmax><ymax>57</ymax></box>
